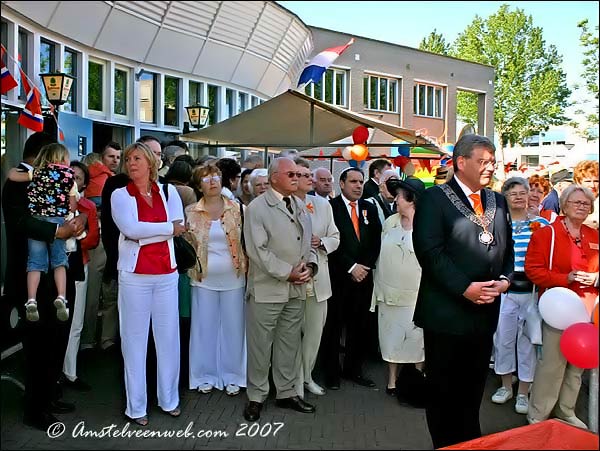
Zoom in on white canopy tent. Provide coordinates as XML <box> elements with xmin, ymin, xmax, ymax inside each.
<box><xmin>180</xmin><ymin>89</ymin><xmax>442</xmax><ymax>154</ymax></box>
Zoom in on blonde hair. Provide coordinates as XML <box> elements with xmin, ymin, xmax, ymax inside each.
<box><xmin>81</xmin><ymin>152</ymin><xmax>102</xmax><ymax>166</ymax></box>
<box><xmin>573</xmin><ymin>160</ymin><xmax>599</xmax><ymax>184</ymax></box>
<box><xmin>191</xmin><ymin>164</ymin><xmax>222</xmax><ymax>191</ymax></box>
<box><xmin>122</xmin><ymin>142</ymin><xmax>159</xmax><ymax>182</ymax></box>
<box><xmin>33</xmin><ymin>143</ymin><xmax>70</xmax><ymax>169</ymax></box>
<box><xmin>560</xmin><ymin>184</ymin><xmax>595</xmax><ymax>214</ymax></box>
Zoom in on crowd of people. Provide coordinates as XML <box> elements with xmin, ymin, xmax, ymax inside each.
<box><xmin>2</xmin><ymin>131</ymin><xmax>598</xmax><ymax>448</ymax></box>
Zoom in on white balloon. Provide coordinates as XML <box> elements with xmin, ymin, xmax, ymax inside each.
<box><xmin>539</xmin><ymin>287</ymin><xmax>590</xmax><ymax>330</ymax></box>
<box><xmin>342</xmin><ymin>146</ymin><xmax>354</xmax><ymax>161</ymax></box>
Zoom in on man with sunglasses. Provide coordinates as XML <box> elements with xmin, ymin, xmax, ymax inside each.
<box><xmin>412</xmin><ymin>134</ymin><xmax>514</xmax><ymax>448</ymax></box>
<box><xmin>242</xmin><ymin>157</ymin><xmax>318</xmax><ymax>422</ymax></box>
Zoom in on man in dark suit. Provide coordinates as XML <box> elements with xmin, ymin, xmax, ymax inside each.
<box><xmin>321</xmin><ymin>167</ymin><xmax>382</xmax><ymax>389</ymax></box>
<box><xmin>361</xmin><ymin>159</ymin><xmax>391</xmax><ymax>200</ymax></box>
<box><xmin>2</xmin><ymin>132</ymin><xmax>87</xmax><ymax>431</ymax></box>
<box><xmin>412</xmin><ymin>134</ymin><xmax>514</xmax><ymax>448</ymax></box>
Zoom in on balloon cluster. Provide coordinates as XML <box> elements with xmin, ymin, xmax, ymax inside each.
<box><xmin>392</xmin><ymin>144</ymin><xmax>414</xmax><ymax>177</ymax></box>
<box><xmin>539</xmin><ymin>288</ymin><xmax>599</xmax><ymax>369</ymax></box>
<box><xmin>343</xmin><ymin>126</ymin><xmax>370</xmax><ymax>168</ymax></box>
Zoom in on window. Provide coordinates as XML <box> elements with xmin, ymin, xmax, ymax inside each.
<box><xmin>139</xmin><ymin>71</ymin><xmax>156</xmax><ymax>123</ymax></box>
<box><xmin>164</xmin><ymin>76</ymin><xmax>179</xmax><ymax>126</ymax></box>
<box><xmin>87</xmin><ymin>60</ymin><xmax>104</xmax><ymax>112</ymax></box>
<box><xmin>114</xmin><ymin>68</ymin><xmax>128</xmax><ymax>116</ymax></box>
<box><xmin>63</xmin><ymin>49</ymin><xmax>77</xmax><ymax>112</ymax></box>
<box><xmin>363</xmin><ymin>74</ymin><xmax>398</xmax><ymax>112</ymax></box>
<box><xmin>225</xmin><ymin>88</ymin><xmax>234</xmax><ymax>118</ymax></box>
<box><xmin>414</xmin><ymin>82</ymin><xmax>444</xmax><ymax>118</ymax></box>
<box><xmin>305</xmin><ymin>68</ymin><xmax>347</xmax><ymax>106</ymax></box>
<box><xmin>207</xmin><ymin>84</ymin><xmax>218</xmax><ymax>125</ymax></box>
<box><xmin>237</xmin><ymin>92</ymin><xmax>247</xmax><ymax>114</ymax></box>
<box><xmin>18</xmin><ymin>30</ymin><xmax>28</xmax><ymax>100</ymax></box>
<box><xmin>251</xmin><ymin>96</ymin><xmax>259</xmax><ymax>108</ymax></box>
<box><xmin>189</xmin><ymin>81</ymin><xmax>203</xmax><ymax>105</ymax></box>
<box><xmin>523</xmin><ymin>155</ymin><xmax>539</xmax><ymax>166</ymax></box>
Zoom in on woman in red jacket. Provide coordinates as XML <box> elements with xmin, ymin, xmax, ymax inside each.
<box><xmin>525</xmin><ymin>184</ymin><xmax>599</xmax><ymax>429</ymax></box>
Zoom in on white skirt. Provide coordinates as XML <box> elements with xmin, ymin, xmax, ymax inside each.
<box><xmin>378</xmin><ymin>303</ymin><xmax>424</xmax><ymax>364</ymax></box>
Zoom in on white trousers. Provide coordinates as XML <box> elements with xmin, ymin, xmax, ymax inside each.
<box><xmin>118</xmin><ymin>270</ymin><xmax>180</xmax><ymax>419</ymax></box>
<box><xmin>301</xmin><ymin>296</ymin><xmax>327</xmax><ymax>382</ymax></box>
<box><xmin>493</xmin><ymin>291</ymin><xmax>537</xmax><ymax>382</ymax></box>
<box><xmin>63</xmin><ymin>263</ymin><xmax>88</xmax><ymax>380</ymax></box>
<box><xmin>189</xmin><ymin>286</ymin><xmax>246</xmax><ymax>390</ymax></box>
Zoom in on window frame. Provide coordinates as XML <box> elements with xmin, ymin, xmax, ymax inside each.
<box><xmin>363</xmin><ymin>73</ymin><xmax>400</xmax><ymax>113</ymax></box>
<box><xmin>87</xmin><ymin>58</ymin><xmax>106</xmax><ymax>114</ymax></box>
<box><xmin>113</xmin><ymin>66</ymin><xmax>129</xmax><ymax>118</ymax></box>
<box><xmin>63</xmin><ymin>48</ymin><xmax>78</xmax><ymax>113</ymax></box>
<box><xmin>163</xmin><ymin>75</ymin><xmax>180</xmax><ymax>127</ymax></box>
<box><xmin>304</xmin><ymin>67</ymin><xmax>348</xmax><ymax>107</ymax></box>
<box><xmin>413</xmin><ymin>82</ymin><xmax>444</xmax><ymax>119</ymax></box>
<box><xmin>139</xmin><ymin>71</ymin><xmax>157</xmax><ymax>124</ymax></box>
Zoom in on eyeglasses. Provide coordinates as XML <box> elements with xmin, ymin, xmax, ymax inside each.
<box><xmin>276</xmin><ymin>171</ymin><xmax>302</xmax><ymax>179</ymax></box>
<box><xmin>298</xmin><ymin>173</ymin><xmax>312</xmax><ymax>179</ymax></box>
<box><xmin>567</xmin><ymin>200</ymin><xmax>592</xmax><ymax>208</ymax></box>
<box><xmin>201</xmin><ymin>175</ymin><xmax>221</xmax><ymax>183</ymax></box>
<box><xmin>506</xmin><ymin>191</ymin><xmax>528</xmax><ymax>198</ymax></box>
<box><xmin>474</xmin><ymin>158</ymin><xmax>497</xmax><ymax>169</ymax></box>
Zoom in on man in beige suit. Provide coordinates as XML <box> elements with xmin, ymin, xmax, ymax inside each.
<box><xmin>294</xmin><ymin>158</ymin><xmax>340</xmax><ymax>397</ymax></box>
<box><xmin>243</xmin><ymin>157</ymin><xmax>319</xmax><ymax>422</ymax></box>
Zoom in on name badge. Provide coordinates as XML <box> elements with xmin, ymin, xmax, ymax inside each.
<box><xmin>590</xmin><ymin>242</ymin><xmax>599</xmax><ymax>250</ymax></box>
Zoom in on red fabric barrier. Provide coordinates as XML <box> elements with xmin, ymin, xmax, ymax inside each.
<box><xmin>441</xmin><ymin>419</ymin><xmax>599</xmax><ymax>450</ymax></box>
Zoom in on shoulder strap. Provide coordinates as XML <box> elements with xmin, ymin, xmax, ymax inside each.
<box><xmin>549</xmin><ymin>225</ymin><xmax>555</xmax><ymax>271</ymax></box>
<box><xmin>162</xmin><ymin>182</ymin><xmax>169</xmax><ymax>201</ymax></box>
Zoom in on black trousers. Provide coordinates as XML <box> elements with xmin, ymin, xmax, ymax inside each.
<box><xmin>320</xmin><ymin>275</ymin><xmax>373</xmax><ymax>383</ymax></box>
<box><xmin>423</xmin><ymin>329</ymin><xmax>493</xmax><ymax>449</ymax></box>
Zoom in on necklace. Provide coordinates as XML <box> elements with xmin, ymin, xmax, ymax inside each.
<box><xmin>562</xmin><ymin>218</ymin><xmax>582</xmax><ymax>246</ymax></box>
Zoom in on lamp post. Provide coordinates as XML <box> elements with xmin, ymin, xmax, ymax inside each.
<box><xmin>39</xmin><ymin>72</ymin><xmax>75</xmax><ymax>139</ymax></box>
<box><xmin>185</xmin><ymin>105</ymin><xmax>210</xmax><ymax>130</ymax></box>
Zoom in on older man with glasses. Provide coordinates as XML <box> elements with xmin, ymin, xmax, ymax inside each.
<box><xmin>242</xmin><ymin>157</ymin><xmax>318</xmax><ymax>422</ymax></box>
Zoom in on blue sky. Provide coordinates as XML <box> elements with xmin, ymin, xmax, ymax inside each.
<box><xmin>278</xmin><ymin>1</ymin><xmax>599</xmax><ymax>110</ymax></box>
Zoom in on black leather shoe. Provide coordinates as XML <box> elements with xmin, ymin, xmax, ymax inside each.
<box><xmin>49</xmin><ymin>400</ymin><xmax>75</xmax><ymax>414</ymax></box>
<box><xmin>23</xmin><ymin>412</ymin><xmax>59</xmax><ymax>431</ymax></box>
<box><xmin>243</xmin><ymin>401</ymin><xmax>263</xmax><ymax>422</ymax></box>
<box><xmin>325</xmin><ymin>378</ymin><xmax>340</xmax><ymax>390</ymax></box>
<box><xmin>62</xmin><ymin>377</ymin><xmax>92</xmax><ymax>392</ymax></box>
<box><xmin>352</xmin><ymin>375</ymin><xmax>376</xmax><ymax>388</ymax></box>
<box><xmin>275</xmin><ymin>396</ymin><xmax>315</xmax><ymax>413</ymax></box>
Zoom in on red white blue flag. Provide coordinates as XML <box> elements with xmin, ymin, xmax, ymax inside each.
<box><xmin>17</xmin><ymin>67</ymin><xmax>44</xmax><ymax>132</ymax></box>
<box><xmin>298</xmin><ymin>38</ymin><xmax>354</xmax><ymax>87</ymax></box>
<box><xmin>0</xmin><ymin>48</ymin><xmax>18</xmax><ymax>94</ymax></box>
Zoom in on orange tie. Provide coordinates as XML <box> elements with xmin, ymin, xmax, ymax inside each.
<box><xmin>469</xmin><ymin>193</ymin><xmax>483</xmax><ymax>216</ymax></box>
<box><xmin>350</xmin><ymin>201</ymin><xmax>360</xmax><ymax>239</ymax></box>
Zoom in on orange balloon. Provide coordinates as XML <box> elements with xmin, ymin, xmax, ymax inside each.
<box><xmin>350</xmin><ymin>144</ymin><xmax>369</xmax><ymax>161</ymax></box>
<box><xmin>593</xmin><ymin>304</ymin><xmax>598</xmax><ymax>328</ymax></box>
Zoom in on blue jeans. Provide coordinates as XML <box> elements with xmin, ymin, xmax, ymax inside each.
<box><xmin>27</xmin><ymin>216</ymin><xmax>69</xmax><ymax>272</ymax></box>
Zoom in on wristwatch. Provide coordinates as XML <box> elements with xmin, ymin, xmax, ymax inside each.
<box><xmin>498</xmin><ymin>275</ymin><xmax>511</xmax><ymax>286</ymax></box>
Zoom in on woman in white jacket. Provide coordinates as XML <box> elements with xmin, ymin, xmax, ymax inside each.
<box><xmin>111</xmin><ymin>142</ymin><xmax>186</xmax><ymax>426</ymax></box>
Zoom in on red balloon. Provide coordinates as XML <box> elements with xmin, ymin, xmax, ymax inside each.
<box><xmin>352</xmin><ymin>126</ymin><xmax>369</xmax><ymax>145</ymax></box>
<box><xmin>560</xmin><ymin>322</ymin><xmax>599</xmax><ymax>369</ymax></box>
<box><xmin>593</xmin><ymin>304</ymin><xmax>598</xmax><ymax>328</ymax></box>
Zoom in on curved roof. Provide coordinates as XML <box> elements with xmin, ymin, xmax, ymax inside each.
<box><xmin>3</xmin><ymin>1</ymin><xmax>313</xmax><ymax>97</ymax></box>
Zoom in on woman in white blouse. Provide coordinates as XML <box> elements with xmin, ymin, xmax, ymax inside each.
<box><xmin>370</xmin><ymin>177</ymin><xmax>426</xmax><ymax>396</ymax></box>
<box><xmin>111</xmin><ymin>142</ymin><xmax>186</xmax><ymax>426</ymax></box>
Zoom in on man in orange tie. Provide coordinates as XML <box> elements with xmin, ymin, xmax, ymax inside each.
<box><xmin>412</xmin><ymin>134</ymin><xmax>514</xmax><ymax>448</ymax></box>
<box><xmin>321</xmin><ymin>167</ymin><xmax>381</xmax><ymax>390</ymax></box>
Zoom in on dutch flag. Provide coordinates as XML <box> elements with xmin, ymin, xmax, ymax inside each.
<box><xmin>298</xmin><ymin>38</ymin><xmax>355</xmax><ymax>87</ymax></box>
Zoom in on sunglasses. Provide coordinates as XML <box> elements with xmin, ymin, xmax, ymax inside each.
<box><xmin>278</xmin><ymin>171</ymin><xmax>302</xmax><ymax>179</ymax></box>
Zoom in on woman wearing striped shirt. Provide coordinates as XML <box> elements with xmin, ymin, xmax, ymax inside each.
<box><xmin>491</xmin><ymin>177</ymin><xmax>549</xmax><ymax>414</ymax></box>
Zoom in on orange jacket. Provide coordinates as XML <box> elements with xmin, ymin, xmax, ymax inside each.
<box><xmin>84</xmin><ymin>162</ymin><xmax>113</xmax><ymax>199</ymax></box>
<box><xmin>525</xmin><ymin>216</ymin><xmax>599</xmax><ymax>314</ymax></box>
<box><xmin>78</xmin><ymin>197</ymin><xmax>100</xmax><ymax>264</ymax></box>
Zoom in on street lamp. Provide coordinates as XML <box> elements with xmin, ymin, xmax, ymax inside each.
<box><xmin>185</xmin><ymin>105</ymin><xmax>210</xmax><ymax>130</ymax></box>
<box><xmin>39</xmin><ymin>72</ymin><xmax>75</xmax><ymax>139</ymax></box>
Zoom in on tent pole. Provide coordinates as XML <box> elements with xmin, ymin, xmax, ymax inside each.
<box><xmin>310</xmin><ymin>103</ymin><xmax>314</xmax><ymax>146</ymax></box>
<box><xmin>264</xmin><ymin>146</ymin><xmax>268</xmax><ymax>167</ymax></box>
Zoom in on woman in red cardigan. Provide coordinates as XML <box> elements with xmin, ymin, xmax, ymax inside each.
<box><xmin>525</xmin><ymin>184</ymin><xmax>599</xmax><ymax>429</ymax></box>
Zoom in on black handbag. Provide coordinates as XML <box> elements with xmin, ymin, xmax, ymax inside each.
<box><xmin>162</xmin><ymin>183</ymin><xmax>199</xmax><ymax>273</ymax></box>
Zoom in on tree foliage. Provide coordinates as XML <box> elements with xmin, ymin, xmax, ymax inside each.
<box><xmin>452</xmin><ymin>4</ymin><xmax>571</xmax><ymax>147</ymax></box>
<box><xmin>419</xmin><ymin>29</ymin><xmax>450</xmax><ymax>55</ymax></box>
<box><xmin>577</xmin><ymin>19</ymin><xmax>599</xmax><ymax>128</ymax></box>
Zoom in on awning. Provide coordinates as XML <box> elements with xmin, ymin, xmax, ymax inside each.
<box><xmin>180</xmin><ymin>89</ymin><xmax>441</xmax><ymax>152</ymax></box>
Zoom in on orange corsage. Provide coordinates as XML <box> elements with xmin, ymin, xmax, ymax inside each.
<box><xmin>529</xmin><ymin>221</ymin><xmax>542</xmax><ymax>232</ymax></box>
<box><xmin>306</xmin><ymin>202</ymin><xmax>315</xmax><ymax>214</ymax></box>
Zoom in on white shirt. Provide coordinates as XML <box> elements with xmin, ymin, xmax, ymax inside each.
<box><xmin>453</xmin><ymin>175</ymin><xmax>481</xmax><ymax>210</ymax></box>
<box><xmin>341</xmin><ymin>194</ymin><xmax>361</xmax><ymax>274</ymax></box>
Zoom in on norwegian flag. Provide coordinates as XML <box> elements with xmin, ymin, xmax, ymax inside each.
<box><xmin>0</xmin><ymin>48</ymin><xmax>18</xmax><ymax>94</ymax></box>
<box><xmin>17</xmin><ymin>67</ymin><xmax>44</xmax><ymax>132</ymax></box>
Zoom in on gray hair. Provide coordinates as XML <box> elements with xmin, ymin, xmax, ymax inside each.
<box><xmin>249</xmin><ymin>168</ymin><xmax>268</xmax><ymax>187</ymax></box>
<box><xmin>268</xmin><ymin>157</ymin><xmax>294</xmax><ymax>181</ymax></box>
<box><xmin>452</xmin><ymin>134</ymin><xmax>496</xmax><ymax>168</ymax></box>
<box><xmin>163</xmin><ymin>145</ymin><xmax>185</xmax><ymax>163</ymax></box>
<box><xmin>501</xmin><ymin>177</ymin><xmax>529</xmax><ymax>196</ymax></box>
<box><xmin>559</xmin><ymin>184</ymin><xmax>595</xmax><ymax>214</ymax></box>
<box><xmin>380</xmin><ymin>169</ymin><xmax>399</xmax><ymax>183</ymax></box>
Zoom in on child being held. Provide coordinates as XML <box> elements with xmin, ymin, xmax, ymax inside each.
<box><xmin>8</xmin><ymin>143</ymin><xmax>78</xmax><ymax>321</ymax></box>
